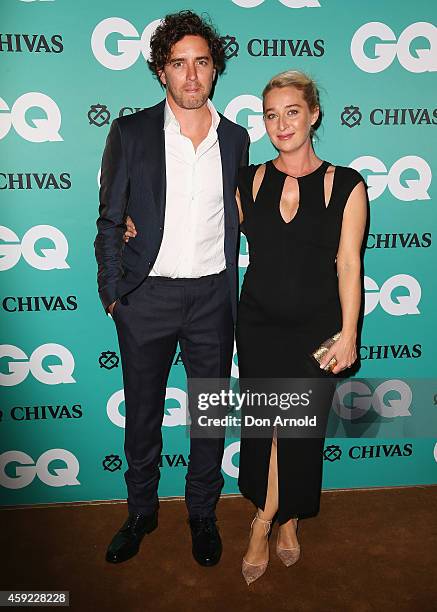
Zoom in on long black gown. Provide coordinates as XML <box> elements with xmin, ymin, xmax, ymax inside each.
<box><xmin>236</xmin><ymin>159</ymin><xmax>365</xmax><ymax>524</ymax></box>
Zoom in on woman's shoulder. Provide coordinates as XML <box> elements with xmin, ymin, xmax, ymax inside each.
<box><xmin>332</xmin><ymin>163</ymin><xmax>367</xmax><ymax>189</ymax></box>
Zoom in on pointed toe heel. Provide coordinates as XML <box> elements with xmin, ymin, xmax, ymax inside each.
<box><xmin>242</xmin><ymin>558</ymin><xmax>269</xmax><ymax>585</ymax></box>
<box><xmin>276</xmin><ymin>517</ymin><xmax>300</xmax><ymax>567</ymax></box>
<box><xmin>241</xmin><ymin>512</ymin><xmax>272</xmax><ymax>585</ymax></box>
<box><xmin>276</xmin><ymin>544</ymin><xmax>301</xmax><ymax>567</ymax></box>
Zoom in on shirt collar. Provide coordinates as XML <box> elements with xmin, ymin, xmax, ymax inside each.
<box><xmin>164</xmin><ymin>98</ymin><xmax>221</xmax><ymax>132</ymax></box>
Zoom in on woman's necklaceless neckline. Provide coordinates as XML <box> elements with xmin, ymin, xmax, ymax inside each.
<box><xmin>270</xmin><ymin>159</ymin><xmax>328</xmax><ymax>179</ymax></box>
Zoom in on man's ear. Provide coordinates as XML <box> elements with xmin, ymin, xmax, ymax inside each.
<box><xmin>158</xmin><ymin>69</ymin><xmax>166</xmax><ymax>86</ymax></box>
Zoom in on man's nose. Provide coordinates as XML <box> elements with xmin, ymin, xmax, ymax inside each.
<box><xmin>186</xmin><ymin>62</ymin><xmax>198</xmax><ymax>80</ymax></box>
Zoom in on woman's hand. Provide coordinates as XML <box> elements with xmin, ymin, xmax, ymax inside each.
<box><xmin>319</xmin><ymin>334</ymin><xmax>357</xmax><ymax>374</ymax></box>
<box><xmin>235</xmin><ymin>188</ymin><xmax>243</xmax><ymax>224</ymax></box>
<box><xmin>107</xmin><ymin>301</ymin><xmax>117</xmax><ymax>316</ymax></box>
<box><xmin>123</xmin><ymin>216</ymin><xmax>137</xmax><ymax>242</ymax></box>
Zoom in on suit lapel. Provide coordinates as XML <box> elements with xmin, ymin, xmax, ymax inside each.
<box><xmin>218</xmin><ymin>119</ymin><xmax>238</xmax><ymax>227</ymax></box>
<box><xmin>143</xmin><ymin>100</ymin><xmax>166</xmax><ymax>224</ymax></box>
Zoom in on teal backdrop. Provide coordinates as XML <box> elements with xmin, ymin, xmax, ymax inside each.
<box><xmin>1</xmin><ymin>0</ymin><xmax>436</xmax><ymax>506</ymax></box>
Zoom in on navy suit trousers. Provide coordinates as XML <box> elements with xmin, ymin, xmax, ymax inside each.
<box><xmin>112</xmin><ymin>270</ymin><xmax>234</xmax><ymax>518</ymax></box>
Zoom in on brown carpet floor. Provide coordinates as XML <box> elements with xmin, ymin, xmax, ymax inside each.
<box><xmin>1</xmin><ymin>486</ymin><xmax>436</xmax><ymax>612</ymax></box>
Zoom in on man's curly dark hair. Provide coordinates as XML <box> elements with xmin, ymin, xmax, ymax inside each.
<box><xmin>148</xmin><ymin>10</ymin><xmax>226</xmax><ymax>80</ymax></box>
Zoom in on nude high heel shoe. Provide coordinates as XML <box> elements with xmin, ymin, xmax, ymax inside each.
<box><xmin>242</xmin><ymin>512</ymin><xmax>272</xmax><ymax>585</ymax></box>
<box><xmin>276</xmin><ymin>518</ymin><xmax>300</xmax><ymax>567</ymax></box>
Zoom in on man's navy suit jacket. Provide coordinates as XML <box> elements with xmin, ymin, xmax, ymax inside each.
<box><xmin>94</xmin><ymin>99</ymin><xmax>249</xmax><ymax>322</ymax></box>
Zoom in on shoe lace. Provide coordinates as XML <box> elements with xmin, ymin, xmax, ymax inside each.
<box><xmin>251</xmin><ymin>512</ymin><xmax>272</xmax><ymax>536</ymax></box>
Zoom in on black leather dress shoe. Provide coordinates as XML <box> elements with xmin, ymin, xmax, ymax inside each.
<box><xmin>105</xmin><ymin>511</ymin><xmax>158</xmax><ymax>564</ymax></box>
<box><xmin>189</xmin><ymin>517</ymin><xmax>222</xmax><ymax>567</ymax></box>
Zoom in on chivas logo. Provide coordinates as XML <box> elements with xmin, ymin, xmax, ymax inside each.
<box><xmin>370</xmin><ymin>108</ymin><xmax>437</xmax><ymax>125</ymax></box>
<box><xmin>349</xmin><ymin>443</ymin><xmax>413</xmax><ymax>459</ymax></box>
<box><xmin>360</xmin><ymin>344</ymin><xmax>422</xmax><ymax>360</ymax></box>
<box><xmin>99</xmin><ymin>350</ymin><xmax>119</xmax><ymax>370</ymax></box>
<box><xmin>88</xmin><ymin>103</ymin><xmax>110</xmax><ymax>127</ymax></box>
<box><xmin>102</xmin><ymin>454</ymin><xmax>122</xmax><ymax>472</ymax></box>
<box><xmin>0</xmin><ymin>33</ymin><xmax>63</xmax><ymax>53</ymax></box>
<box><xmin>323</xmin><ymin>445</ymin><xmax>342</xmax><ymax>462</ymax></box>
<box><xmin>221</xmin><ymin>35</ymin><xmax>239</xmax><ymax>59</ymax></box>
<box><xmin>341</xmin><ymin>105</ymin><xmax>437</xmax><ymax>127</ymax></box>
<box><xmin>2</xmin><ymin>295</ymin><xmax>77</xmax><ymax>312</ymax></box>
<box><xmin>367</xmin><ymin>233</ymin><xmax>431</xmax><ymax>249</ymax></box>
<box><xmin>341</xmin><ymin>105</ymin><xmax>362</xmax><ymax>128</ymax></box>
<box><xmin>9</xmin><ymin>403</ymin><xmax>83</xmax><ymax>421</ymax></box>
<box><xmin>247</xmin><ymin>38</ymin><xmax>324</xmax><ymax>57</ymax></box>
<box><xmin>0</xmin><ymin>172</ymin><xmax>71</xmax><ymax>190</ymax></box>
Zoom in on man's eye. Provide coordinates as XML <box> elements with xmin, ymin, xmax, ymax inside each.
<box><xmin>173</xmin><ymin>62</ymin><xmax>183</xmax><ymax>68</ymax></box>
<box><xmin>287</xmin><ymin>110</ymin><xmax>298</xmax><ymax>116</ymax></box>
<box><xmin>266</xmin><ymin>114</ymin><xmax>276</xmax><ymax>120</ymax></box>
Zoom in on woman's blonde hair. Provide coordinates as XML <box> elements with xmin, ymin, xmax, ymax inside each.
<box><xmin>262</xmin><ymin>70</ymin><xmax>322</xmax><ymax>138</ymax></box>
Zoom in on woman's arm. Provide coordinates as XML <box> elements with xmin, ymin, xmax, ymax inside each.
<box><xmin>320</xmin><ymin>180</ymin><xmax>367</xmax><ymax>373</ymax></box>
<box><xmin>236</xmin><ymin>187</ymin><xmax>243</xmax><ymax>224</ymax></box>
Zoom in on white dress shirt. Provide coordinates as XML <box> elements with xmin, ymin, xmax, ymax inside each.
<box><xmin>149</xmin><ymin>99</ymin><xmax>226</xmax><ymax>278</ymax></box>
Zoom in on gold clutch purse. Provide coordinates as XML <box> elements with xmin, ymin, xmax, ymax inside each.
<box><xmin>311</xmin><ymin>332</ymin><xmax>341</xmax><ymax>371</ymax></box>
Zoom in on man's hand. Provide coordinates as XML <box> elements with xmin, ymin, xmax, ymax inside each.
<box><xmin>108</xmin><ymin>215</ymin><xmax>137</xmax><ymax>316</ymax></box>
<box><xmin>124</xmin><ymin>216</ymin><xmax>137</xmax><ymax>242</ymax></box>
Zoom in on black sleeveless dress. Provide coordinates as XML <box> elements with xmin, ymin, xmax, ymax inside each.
<box><xmin>236</xmin><ymin>159</ymin><xmax>365</xmax><ymax>524</ymax></box>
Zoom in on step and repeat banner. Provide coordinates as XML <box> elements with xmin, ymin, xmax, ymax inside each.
<box><xmin>1</xmin><ymin>0</ymin><xmax>436</xmax><ymax>506</ymax></box>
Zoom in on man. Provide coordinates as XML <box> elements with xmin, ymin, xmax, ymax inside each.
<box><xmin>94</xmin><ymin>10</ymin><xmax>249</xmax><ymax>566</ymax></box>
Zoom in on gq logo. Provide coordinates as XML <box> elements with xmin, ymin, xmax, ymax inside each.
<box><xmin>351</xmin><ymin>22</ymin><xmax>437</xmax><ymax>73</ymax></box>
<box><xmin>0</xmin><ymin>93</ymin><xmax>62</xmax><ymax>142</ymax></box>
<box><xmin>224</xmin><ymin>95</ymin><xmax>264</xmax><ymax>142</ymax></box>
<box><xmin>0</xmin><ymin>225</ymin><xmax>69</xmax><ymax>271</ymax></box>
<box><xmin>91</xmin><ymin>18</ymin><xmax>161</xmax><ymax>70</ymax></box>
<box><xmin>364</xmin><ymin>274</ymin><xmax>421</xmax><ymax>316</ymax></box>
<box><xmin>0</xmin><ymin>344</ymin><xmax>76</xmax><ymax>386</ymax></box>
<box><xmin>333</xmin><ymin>380</ymin><xmax>412</xmax><ymax>420</ymax></box>
<box><xmin>107</xmin><ymin>387</ymin><xmax>188</xmax><ymax>427</ymax></box>
<box><xmin>0</xmin><ymin>449</ymin><xmax>80</xmax><ymax>489</ymax></box>
<box><xmin>349</xmin><ymin>156</ymin><xmax>431</xmax><ymax>202</ymax></box>
<box><xmin>222</xmin><ymin>441</ymin><xmax>240</xmax><ymax>478</ymax></box>
<box><xmin>232</xmin><ymin>0</ymin><xmax>320</xmax><ymax>7</ymax></box>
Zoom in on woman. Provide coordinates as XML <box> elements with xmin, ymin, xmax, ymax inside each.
<box><xmin>235</xmin><ymin>70</ymin><xmax>367</xmax><ymax>585</ymax></box>
<box><xmin>122</xmin><ymin>69</ymin><xmax>367</xmax><ymax>585</ymax></box>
